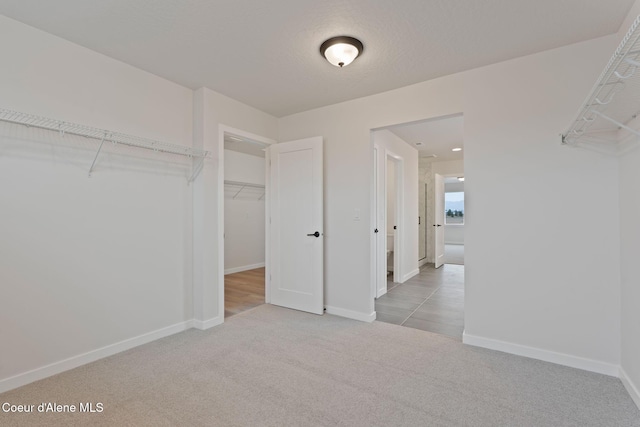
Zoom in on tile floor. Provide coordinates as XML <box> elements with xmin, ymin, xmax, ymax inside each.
<box><xmin>375</xmin><ymin>263</ymin><xmax>464</xmax><ymax>340</ymax></box>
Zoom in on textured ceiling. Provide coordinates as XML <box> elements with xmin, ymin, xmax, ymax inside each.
<box><xmin>388</xmin><ymin>115</ymin><xmax>464</xmax><ymax>162</ymax></box>
<box><xmin>0</xmin><ymin>0</ymin><xmax>634</xmax><ymax>117</ymax></box>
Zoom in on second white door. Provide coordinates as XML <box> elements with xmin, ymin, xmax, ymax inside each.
<box><xmin>269</xmin><ymin>137</ymin><xmax>324</xmax><ymax>314</ymax></box>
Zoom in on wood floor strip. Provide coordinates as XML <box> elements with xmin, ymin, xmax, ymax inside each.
<box><xmin>224</xmin><ymin>267</ymin><xmax>265</xmax><ymax>318</ymax></box>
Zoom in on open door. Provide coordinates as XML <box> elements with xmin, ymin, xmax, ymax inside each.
<box><xmin>268</xmin><ymin>137</ymin><xmax>324</xmax><ymax>314</ymax></box>
<box><xmin>434</xmin><ymin>173</ymin><xmax>445</xmax><ymax>268</ymax></box>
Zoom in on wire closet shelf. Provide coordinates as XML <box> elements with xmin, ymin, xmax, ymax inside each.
<box><xmin>224</xmin><ymin>180</ymin><xmax>265</xmax><ymax>200</ymax></box>
<box><xmin>562</xmin><ymin>15</ymin><xmax>640</xmax><ymax>154</ymax></box>
<box><xmin>0</xmin><ymin>107</ymin><xmax>210</xmax><ymax>181</ymax></box>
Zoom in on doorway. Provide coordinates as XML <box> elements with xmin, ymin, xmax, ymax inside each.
<box><xmin>372</xmin><ymin>140</ymin><xmax>404</xmax><ymax>298</ymax></box>
<box><xmin>443</xmin><ymin>177</ymin><xmax>465</xmax><ymax>265</ymax></box>
<box><xmin>371</xmin><ymin>114</ymin><xmax>465</xmax><ymax>340</ymax></box>
<box><xmin>221</xmin><ymin>127</ymin><xmax>274</xmax><ymax>318</ymax></box>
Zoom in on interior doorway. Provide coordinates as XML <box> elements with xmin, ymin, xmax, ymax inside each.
<box><xmin>443</xmin><ymin>177</ymin><xmax>465</xmax><ymax>265</ymax></box>
<box><xmin>221</xmin><ymin>127</ymin><xmax>274</xmax><ymax>318</ymax></box>
<box><xmin>386</xmin><ymin>154</ymin><xmax>403</xmax><ymax>284</ymax></box>
<box><xmin>371</xmin><ymin>114</ymin><xmax>465</xmax><ymax>341</ymax></box>
<box><xmin>372</xmin><ymin>138</ymin><xmax>405</xmax><ymax>298</ymax></box>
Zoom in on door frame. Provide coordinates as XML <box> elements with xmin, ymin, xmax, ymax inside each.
<box><xmin>371</xmin><ymin>143</ymin><xmax>405</xmax><ymax>299</ymax></box>
<box><xmin>218</xmin><ymin>124</ymin><xmax>276</xmax><ymax>318</ymax></box>
<box><xmin>386</xmin><ymin>150</ymin><xmax>404</xmax><ymax>284</ymax></box>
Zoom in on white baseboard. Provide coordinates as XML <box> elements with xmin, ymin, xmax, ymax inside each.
<box><xmin>620</xmin><ymin>367</ymin><xmax>640</xmax><ymax>410</ymax></box>
<box><xmin>402</xmin><ymin>268</ymin><xmax>420</xmax><ymax>282</ymax></box>
<box><xmin>325</xmin><ymin>306</ymin><xmax>376</xmax><ymax>323</ymax></box>
<box><xmin>193</xmin><ymin>316</ymin><xmax>224</xmax><ymax>330</ymax></box>
<box><xmin>418</xmin><ymin>258</ymin><xmax>429</xmax><ymax>268</ymax></box>
<box><xmin>462</xmin><ymin>332</ymin><xmax>619</xmax><ymax>377</ymax></box>
<box><xmin>224</xmin><ymin>262</ymin><xmax>265</xmax><ymax>275</ymax></box>
<box><xmin>0</xmin><ymin>319</ymin><xmax>195</xmax><ymax>394</ymax></box>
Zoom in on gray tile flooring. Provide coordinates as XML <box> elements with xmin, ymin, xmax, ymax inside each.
<box><xmin>375</xmin><ymin>263</ymin><xmax>464</xmax><ymax>340</ymax></box>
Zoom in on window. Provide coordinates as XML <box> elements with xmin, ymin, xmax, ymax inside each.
<box><xmin>445</xmin><ymin>192</ymin><xmax>464</xmax><ymax>224</ymax></box>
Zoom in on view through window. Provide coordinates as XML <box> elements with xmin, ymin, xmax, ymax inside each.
<box><xmin>445</xmin><ymin>192</ymin><xmax>464</xmax><ymax>224</ymax></box>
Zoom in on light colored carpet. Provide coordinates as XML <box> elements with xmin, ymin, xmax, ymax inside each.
<box><xmin>445</xmin><ymin>243</ymin><xmax>464</xmax><ymax>265</ymax></box>
<box><xmin>1</xmin><ymin>304</ymin><xmax>638</xmax><ymax>426</ymax></box>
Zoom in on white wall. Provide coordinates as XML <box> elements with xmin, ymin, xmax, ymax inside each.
<box><xmin>463</xmin><ymin>36</ymin><xmax>620</xmax><ymax>372</ymax></box>
<box><xmin>617</xmin><ymin>2</ymin><xmax>640</xmax><ymax>408</ymax></box>
<box><xmin>279</xmin><ymin>34</ymin><xmax>622</xmax><ymax>372</ymax></box>
<box><xmin>224</xmin><ymin>150</ymin><xmax>265</xmax><ymax>273</ymax></box>
<box><xmin>0</xmin><ymin>15</ymin><xmax>194</xmax><ymax>390</ymax></box>
<box><xmin>619</xmin><ymin>145</ymin><xmax>640</xmax><ymax>407</ymax></box>
<box><xmin>445</xmin><ymin>226</ymin><xmax>464</xmax><ymax>245</ymax></box>
<box><xmin>374</xmin><ymin>130</ymin><xmax>419</xmax><ymax>283</ymax></box>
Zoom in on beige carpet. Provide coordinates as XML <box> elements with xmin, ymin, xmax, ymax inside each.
<box><xmin>1</xmin><ymin>304</ymin><xmax>638</xmax><ymax>426</ymax></box>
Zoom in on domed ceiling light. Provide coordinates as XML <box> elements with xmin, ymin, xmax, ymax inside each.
<box><xmin>320</xmin><ymin>36</ymin><xmax>364</xmax><ymax>68</ymax></box>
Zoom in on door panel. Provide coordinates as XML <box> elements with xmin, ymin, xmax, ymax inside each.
<box><xmin>434</xmin><ymin>173</ymin><xmax>445</xmax><ymax>268</ymax></box>
<box><xmin>419</xmin><ymin>183</ymin><xmax>427</xmax><ymax>261</ymax></box>
<box><xmin>269</xmin><ymin>137</ymin><xmax>323</xmax><ymax>314</ymax></box>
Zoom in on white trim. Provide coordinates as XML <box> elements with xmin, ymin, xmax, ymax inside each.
<box><xmin>224</xmin><ymin>262</ymin><xmax>265</xmax><ymax>275</ymax></box>
<box><xmin>620</xmin><ymin>367</ymin><xmax>640</xmax><ymax>410</ymax></box>
<box><xmin>462</xmin><ymin>332</ymin><xmax>619</xmax><ymax>376</ymax></box>
<box><xmin>370</xmin><ymin>143</ymin><xmax>379</xmax><ymax>307</ymax></box>
<box><xmin>325</xmin><ymin>306</ymin><xmax>376</xmax><ymax>323</ymax></box>
<box><xmin>0</xmin><ymin>320</ymin><xmax>194</xmax><ymax>394</ymax></box>
<box><xmin>401</xmin><ymin>268</ymin><xmax>420</xmax><ymax>283</ymax></box>
<box><xmin>418</xmin><ymin>258</ymin><xmax>429</xmax><ymax>268</ymax></box>
<box><xmin>385</xmin><ymin>150</ymin><xmax>404</xmax><ymax>284</ymax></box>
<box><xmin>193</xmin><ymin>316</ymin><xmax>224</xmax><ymax>330</ymax></box>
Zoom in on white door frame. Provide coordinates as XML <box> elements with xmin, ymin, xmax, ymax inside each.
<box><xmin>218</xmin><ymin>124</ymin><xmax>276</xmax><ymax>319</ymax></box>
<box><xmin>370</xmin><ymin>144</ymin><xmax>379</xmax><ymax>300</ymax></box>
<box><xmin>386</xmin><ymin>150</ymin><xmax>404</xmax><ymax>284</ymax></box>
<box><xmin>371</xmin><ymin>145</ymin><xmax>405</xmax><ymax>299</ymax></box>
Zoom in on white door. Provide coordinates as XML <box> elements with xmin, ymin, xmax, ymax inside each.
<box><xmin>374</xmin><ymin>146</ymin><xmax>387</xmax><ymax>298</ymax></box>
<box><xmin>434</xmin><ymin>173</ymin><xmax>445</xmax><ymax>268</ymax></box>
<box><xmin>269</xmin><ymin>137</ymin><xmax>324</xmax><ymax>314</ymax></box>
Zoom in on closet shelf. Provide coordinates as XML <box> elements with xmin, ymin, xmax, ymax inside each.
<box><xmin>0</xmin><ymin>108</ymin><xmax>210</xmax><ymax>181</ymax></box>
<box><xmin>562</xmin><ymin>15</ymin><xmax>640</xmax><ymax>155</ymax></box>
<box><xmin>224</xmin><ymin>180</ymin><xmax>265</xmax><ymax>200</ymax></box>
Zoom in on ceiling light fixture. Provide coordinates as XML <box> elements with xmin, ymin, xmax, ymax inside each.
<box><xmin>452</xmin><ymin>147</ymin><xmax>462</xmax><ymax>152</ymax></box>
<box><xmin>320</xmin><ymin>36</ymin><xmax>363</xmax><ymax>68</ymax></box>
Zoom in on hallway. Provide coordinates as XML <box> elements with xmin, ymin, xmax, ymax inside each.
<box><xmin>375</xmin><ymin>264</ymin><xmax>464</xmax><ymax>340</ymax></box>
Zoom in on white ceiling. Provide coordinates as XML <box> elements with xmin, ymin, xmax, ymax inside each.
<box><xmin>387</xmin><ymin>115</ymin><xmax>464</xmax><ymax>161</ymax></box>
<box><xmin>0</xmin><ymin>0</ymin><xmax>634</xmax><ymax>117</ymax></box>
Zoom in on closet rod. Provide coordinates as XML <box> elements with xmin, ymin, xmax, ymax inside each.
<box><xmin>224</xmin><ymin>180</ymin><xmax>265</xmax><ymax>189</ymax></box>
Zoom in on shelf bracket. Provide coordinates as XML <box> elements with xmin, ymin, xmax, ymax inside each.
<box><xmin>187</xmin><ymin>156</ymin><xmax>206</xmax><ymax>183</ymax></box>
<box><xmin>89</xmin><ymin>134</ymin><xmax>107</xmax><ymax>177</ymax></box>
<box><xmin>592</xmin><ymin>111</ymin><xmax>640</xmax><ymax>138</ymax></box>
<box><xmin>233</xmin><ymin>184</ymin><xmax>246</xmax><ymax>199</ymax></box>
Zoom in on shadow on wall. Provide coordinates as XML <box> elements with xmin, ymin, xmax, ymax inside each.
<box><xmin>0</xmin><ymin>122</ymin><xmax>194</xmax><ymax>179</ymax></box>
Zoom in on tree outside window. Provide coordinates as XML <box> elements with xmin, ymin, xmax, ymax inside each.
<box><xmin>445</xmin><ymin>192</ymin><xmax>464</xmax><ymax>224</ymax></box>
